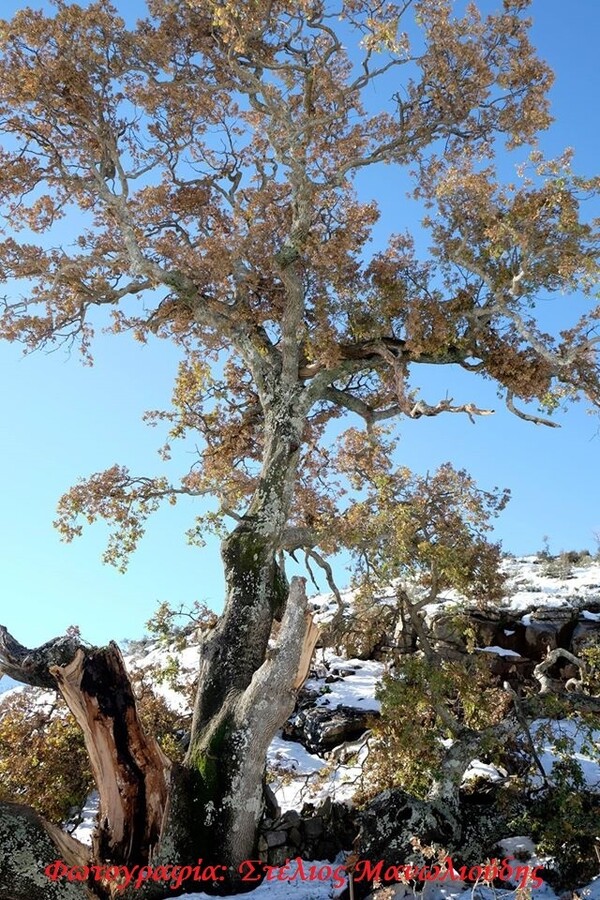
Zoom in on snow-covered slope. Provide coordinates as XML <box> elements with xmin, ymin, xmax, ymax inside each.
<box><xmin>0</xmin><ymin>674</ymin><xmax>18</xmax><ymax>694</ymax></box>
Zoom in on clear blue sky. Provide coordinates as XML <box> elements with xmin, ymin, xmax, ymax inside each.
<box><xmin>1</xmin><ymin>1</ymin><xmax>599</xmax><ymax>647</ymax></box>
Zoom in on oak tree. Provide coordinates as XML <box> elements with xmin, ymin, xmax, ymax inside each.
<box><xmin>0</xmin><ymin>1</ymin><xmax>599</xmax><ymax>898</ymax></box>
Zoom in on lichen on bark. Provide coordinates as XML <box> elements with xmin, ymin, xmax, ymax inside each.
<box><xmin>0</xmin><ymin>802</ymin><xmax>90</xmax><ymax>900</ymax></box>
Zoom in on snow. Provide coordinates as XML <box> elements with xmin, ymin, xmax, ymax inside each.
<box><xmin>0</xmin><ymin>684</ymin><xmax>57</xmax><ymax>711</ymax></box>
<box><xmin>268</xmin><ymin>736</ymin><xmax>325</xmax><ymax>777</ymax></box>
<box><xmin>529</xmin><ymin>718</ymin><xmax>600</xmax><ymax>789</ymax></box>
<box><xmin>70</xmin><ymin>791</ymin><xmax>99</xmax><ymax>845</ymax></box>
<box><xmin>582</xmin><ymin>609</ymin><xmax>600</xmax><ymax>621</ymax></box>
<box><xmin>304</xmin><ymin>656</ymin><xmax>384</xmax><ymax>713</ymax></box>
<box><xmin>496</xmin><ymin>835</ymin><xmax>548</xmax><ymax>868</ymax></box>
<box><xmin>179</xmin><ymin>859</ymin><xmax>348</xmax><ymax>900</ymax></box>
<box><xmin>462</xmin><ymin>760</ymin><xmax>506</xmax><ymax>783</ymax></box>
<box><xmin>270</xmin><ymin>736</ymin><xmax>370</xmax><ymax>811</ymax></box>
<box><xmin>502</xmin><ymin>557</ymin><xmax>600</xmax><ymax>617</ymax></box>
<box><xmin>475</xmin><ymin>646</ymin><xmax>522</xmax><ymax>658</ymax></box>
<box><xmin>124</xmin><ymin>642</ymin><xmax>199</xmax><ymax>715</ymax></box>
<box><xmin>578</xmin><ymin>876</ymin><xmax>600</xmax><ymax>900</ymax></box>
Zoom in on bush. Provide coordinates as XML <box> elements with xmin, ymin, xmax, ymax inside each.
<box><xmin>363</xmin><ymin>655</ymin><xmax>510</xmax><ymax>799</ymax></box>
<box><xmin>0</xmin><ymin>691</ymin><xmax>93</xmax><ymax>824</ymax></box>
<box><xmin>132</xmin><ymin>669</ymin><xmax>192</xmax><ymax>761</ymax></box>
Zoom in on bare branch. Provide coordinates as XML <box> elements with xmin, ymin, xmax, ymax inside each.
<box><xmin>503</xmin><ymin>680</ymin><xmax>549</xmax><ymax>787</ymax></box>
<box><xmin>322</xmin><ymin>386</ymin><xmax>403</xmax><ymax>430</ymax></box>
<box><xmin>406</xmin><ymin>398</ymin><xmax>494</xmax><ymax>422</ymax></box>
<box><xmin>0</xmin><ymin>625</ymin><xmax>81</xmax><ymax>689</ymax></box>
<box><xmin>533</xmin><ymin>647</ymin><xmax>585</xmax><ymax>694</ymax></box>
<box><xmin>304</xmin><ymin>548</ymin><xmax>344</xmax><ymax>613</ymax></box>
<box><xmin>506</xmin><ymin>390</ymin><xmax>560</xmax><ymax>428</ymax></box>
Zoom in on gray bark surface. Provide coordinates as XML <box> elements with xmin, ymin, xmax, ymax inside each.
<box><xmin>0</xmin><ymin>802</ymin><xmax>91</xmax><ymax>900</ymax></box>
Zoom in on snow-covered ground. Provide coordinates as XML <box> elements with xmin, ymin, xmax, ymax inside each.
<box><xmin>415</xmin><ymin>554</ymin><xmax>600</xmax><ymax>625</ymax></box>
<box><xmin>502</xmin><ymin>555</ymin><xmax>600</xmax><ymax>616</ymax></box>
<box><xmin>303</xmin><ymin>654</ymin><xmax>384</xmax><ymax>713</ymax></box>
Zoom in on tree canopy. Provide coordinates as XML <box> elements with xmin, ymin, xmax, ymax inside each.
<box><xmin>0</xmin><ymin>0</ymin><xmax>598</xmax><ymax>579</ymax></box>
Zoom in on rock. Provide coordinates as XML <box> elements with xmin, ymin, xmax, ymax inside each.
<box><xmin>269</xmin><ymin>847</ymin><xmax>291</xmax><ymax>866</ymax></box>
<box><xmin>284</xmin><ymin>705</ymin><xmax>374</xmax><ymax>753</ymax></box>
<box><xmin>265</xmin><ymin>830</ymin><xmax>287</xmax><ymax>848</ymax></box>
<box><xmin>279</xmin><ymin>809</ymin><xmax>301</xmax><ymax>829</ymax></box>
<box><xmin>356</xmin><ymin>788</ymin><xmax>456</xmax><ymax>867</ymax></box>
<box><xmin>571</xmin><ymin>620</ymin><xmax>600</xmax><ymax>655</ymax></box>
<box><xmin>523</xmin><ymin>622</ymin><xmax>561</xmax><ymax>656</ymax></box>
<box><xmin>303</xmin><ymin>816</ymin><xmax>324</xmax><ymax>839</ymax></box>
<box><xmin>318</xmin><ymin>796</ymin><xmax>333</xmax><ymax>818</ymax></box>
<box><xmin>0</xmin><ymin>801</ymin><xmax>90</xmax><ymax>900</ymax></box>
<box><xmin>432</xmin><ymin>641</ymin><xmax>466</xmax><ymax>661</ymax></box>
<box><xmin>530</xmin><ymin>606</ymin><xmax>577</xmax><ymax>622</ymax></box>
<box><xmin>328</xmin><ymin>801</ymin><xmax>358</xmax><ymax>848</ymax></box>
<box><xmin>429</xmin><ymin>613</ymin><xmax>467</xmax><ymax>648</ymax></box>
<box><xmin>485</xmin><ymin>654</ymin><xmax>533</xmax><ymax>682</ymax></box>
<box><xmin>260</xmin><ymin>802</ymin><xmax>358</xmax><ymax>868</ymax></box>
<box><xmin>289</xmin><ymin>826</ymin><xmax>302</xmax><ymax>846</ymax></box>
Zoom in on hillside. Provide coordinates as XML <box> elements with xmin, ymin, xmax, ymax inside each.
<box><xmin>2</xmin><ymin>553</ymin><xmax>600</xmax><ymax>900</ymax></box>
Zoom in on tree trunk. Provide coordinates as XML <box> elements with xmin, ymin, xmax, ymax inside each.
<box><xmin>0</xmin><ymin>394</ymin><xmax>318</xmax><ymax>898</ymax></box>
<box><xmin>50</xmin><ymin>645</ymin><xmax>171</xmax><ymax>866</ymax></box>
<box><xmin>0</xmin><ymin>574</ymin><xmax>318</xmax><ymax>899</ymax></box>
<box><xmin>181</xmin><ymin>393</ymin><xmax>311</xmax><ymax>879</ymax></box>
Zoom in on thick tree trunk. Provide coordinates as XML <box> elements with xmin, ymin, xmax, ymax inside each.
<box><xmin>189</xmin><ymin>393</ymin><xmax>305</xmax><ymax>739</ymax></box>
<box><xmin>0</xmin><ymin>395</ymin><xmax>318</xmax><ymax>898</ymax></box>
<box><xmin>182</xmin><ymin>576</ymin><xmax>319</xmax><ymax>882</ymax></box>
<box><xmin>180</xmin><ymin>393</ymin><xmax>312</xmax><ymax>880</ymax></box>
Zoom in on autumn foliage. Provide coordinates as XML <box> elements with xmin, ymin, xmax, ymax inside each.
<box><xmin>0</xmin><ymin>0</ymin><xmax>596</xmax><ymax>574</ymax></box>
<box><xmin>0</xmin><ymin>1</ymin><xmax>599</xmax><ymax>896</ymax></box>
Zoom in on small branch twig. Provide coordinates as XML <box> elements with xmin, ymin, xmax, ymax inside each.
<box><xmin>503</xmin><ymin>680</ymin><xmax>549</xmax><ymax>788</ymax></box>
<box><xmin>506</xmin><ymin>390</ymin><xmax>560</xmax><ymax>428</ymax></box>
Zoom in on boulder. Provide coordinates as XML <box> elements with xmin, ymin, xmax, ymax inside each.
<box><xmin>356</xmin><ymin>788</ymin><xmax>457</xmax><ymax>867</ymax></box>
<box><xmin>283</xmin><ymin>705</ymin><xmax>374</xmax><ymax>753</ymax></box>
<box><xmin>571</xmin><ymin>619</ymin><xmax>600</xmax><ymax>655</ymax></box>
<box><xmin>260</xmin><ymin>800</ymin><xmax>357</xmax><ymax>866</ymax></box>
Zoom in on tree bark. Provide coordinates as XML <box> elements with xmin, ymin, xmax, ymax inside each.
<box><xmin>50</xmin><ymin>645</ymin><xmax>171</xmax><ymax>866</ymax></box>
<box><xmin>0</xmin><ymin>801</ymin><xmax>91</xmax><ymax>900</ymax></box>
<box><xmin>0</xmin><ymin>394</ymin><xmax>318</xmax><ymax>897</ymax></box>
<box><xmin>179</xmin><ymin>392</ymin><xmax>311</xmax><ymax>882</ymax></box>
